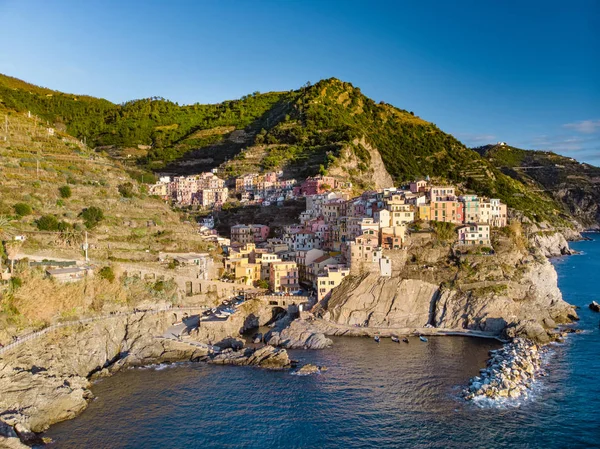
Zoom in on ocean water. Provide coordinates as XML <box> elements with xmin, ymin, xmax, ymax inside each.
<box><xmin>44</xmin><ymin>236</ymin><xmax>600</xmax><ymax>448</ymax></box>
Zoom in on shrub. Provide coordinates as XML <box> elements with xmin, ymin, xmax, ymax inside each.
<box><xmin>59</xmin><ymin>185</ymin><xmax>72</xmax><ymax>198</ymax></box>
<box><xmin>255</xmin><ymin>279</ymin><xmax>269</xmax><ymax>289</ymax></box>
<box><xmin>118</xmin><ymin>182</ymin><xmax>134</xmax><ymax>198</ymax></box>
<box><xmin>13</xmin><ymin>203</ymin><xmax>32</xmax><ymax>217</ymax></box>
<box><xmin>57</xmin><ymin>221</ymin><xmax>72</xmax><ymax>232</ymax></box>
<box><xmin>98</xmin><ymin>266</ymin><xmax>115</xmax><ymax>283</ymax></box>
<box><xmin>431</xmin><ymin>221</ymin><xmax>455</xmax><ymax>242</ymax></box>
<box><xmin>80</xmin><ymin>206</ymin><xmax>104</xmax><ymax>229</ymax></box>
<box><xmin>36</xmin><ymin>215</ymin><xmax>59</xmax><ymax>231</ymax></box>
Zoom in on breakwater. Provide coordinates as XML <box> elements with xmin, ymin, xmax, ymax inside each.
<box><xmin>463</xmin><ymin>338</ymin><xmax>541</xmax><ymax>401</ymax></box>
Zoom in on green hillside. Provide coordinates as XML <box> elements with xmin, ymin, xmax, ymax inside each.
<box><xmin>0</xmin><ymin>74</ymin><xmax>573</xmax><ymax>225</ymax></box>
<box><xmin>0</xmin><ymin>103</ymin><xmax>212</xmax><ymax>265</ymax></box>
<box><xmin>476</xmin><ymin>144</ymin><xmax>600</xmax><ymax>227</ymax></box>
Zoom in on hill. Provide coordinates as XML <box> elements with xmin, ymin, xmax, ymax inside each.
<box><xmin>0</xmin><ymin>104</ymin><xmax>212</xmax><ymax>264</ymax></box>
<box><xmin>0</xmin><ymin>74</ymin><xmax>576</xmax><ymax>226</ymax></box>
<box><xmin>475</xmin><ymin>144</ymin><xmax>600</xmax><ymax>228</ymax></box>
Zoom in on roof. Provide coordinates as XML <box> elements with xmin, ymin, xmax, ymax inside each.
<box><xmin>313</xmin><ymin>254</ymin><xmax>335</xmax><ymax>264</ymax></box>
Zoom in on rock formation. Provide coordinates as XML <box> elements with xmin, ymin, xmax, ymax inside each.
<box><xmin>317</xmin><ymin>235</ymin><xmax>577</xmax><ymax>344</ymax></box>
<box><xmin>264</xmin><ymin>318</ymin><xmax>333</xmax><ymax>349</ymax></box>
<box><xmin>530</xmin><ymin>231</ymin><xmax>574</xmax><ymax>257</ymax></box>
<box><xmin>292</xmin><ymin>364</ymin><xmax>327</xmax><ymax>376</ymax></box>
<box><xmin>0</xmin><ymin>311</ymin><xmax>210</xmax><ymax>441</ymax></box>
<box><xmin>208</xmin><ymin>346</ymin><xmax>291</xmax><ymax>369</ymax></box>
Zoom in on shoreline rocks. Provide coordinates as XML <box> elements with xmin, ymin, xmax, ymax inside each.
<box><xmin>589</xmin><ymin>301</ymin><xmax>600</xmax><ymax>312</ymax></box>
<box><xmin>292</xmin><ymin>364</ymin><xmax>328</xmax><ymax>376</ymax></box>
<box><xmin>463</xmin><ymin>338</ymin><xmax>542</xmax><ymax>401</ymax></box>
<box><xmin>208</xmin><ymin>345</ymin><xmax>292</xmax><ymax>369</ymax></box>
<box><xmin>264</xmin><ymin>319</ymin><xmax>333</xmax><ymax>350</ymax></box>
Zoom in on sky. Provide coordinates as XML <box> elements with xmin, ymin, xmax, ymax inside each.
<box><xmin>0</xmin><ymin>0</ymin><xmax>599</xmax><ymax>165</ymax></box>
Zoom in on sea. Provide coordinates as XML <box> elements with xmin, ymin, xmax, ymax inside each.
<box><xmin>44</xmin><ymin>235</ymin><xmax>600</xmax><ymax>448</ymax></box>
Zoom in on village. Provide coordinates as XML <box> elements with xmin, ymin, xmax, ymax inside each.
<box><xmin>145</xmin><ymin>171</ymin><xmax>507</xmax><ymax>303</ymax></box>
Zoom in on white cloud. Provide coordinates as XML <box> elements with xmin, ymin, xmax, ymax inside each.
<box><xmin>563</xmin><ymin>119</ymin><xmax>600</xmax><ymax>134</ymax></box>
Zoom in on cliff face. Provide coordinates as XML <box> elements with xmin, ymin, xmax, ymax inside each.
<box><xmin>320</xmin><ymin>241</ymin><xmax>577</xmax><ymax>343</ymax></box>
<box><xmin>323</xmin><ymin>277</ymin><xmax>438</xmax><ymax>328</ymax></box>
<box><xmin>433</xmin><ymin>258</ymin><xmax>574</xmax><ymax>340</ymax></box>
<box><xmin>530</xmin><ymin>231</ymin><xmax>573</xmax><ymax>257</ymax></box>
<box><xmin>0</xmin><ymin>311</ymin><xmax>207</xmax><ymax>437</ymax></box>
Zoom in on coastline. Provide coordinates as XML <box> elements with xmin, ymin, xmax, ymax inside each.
<box><xmin>0</xmin><ymin>232</ymin><xmax>584</xmax><ymax>447</ymax></box>
<box><xmin>309</xmin><ymin>318</ymin><xmax>508</xmax><ymax>342</ymax></box>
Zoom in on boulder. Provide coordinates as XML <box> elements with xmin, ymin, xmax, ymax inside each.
<box><xmin>214</xmin><ymin>337</ymin><xmax>245</xmax><ymax>350</ymax></box>
<box><xmin>264</xmin><ymin>319</ymin><xmax>332</xmax><ymax>349</ymax></box>
<box><xmin>589</xmin><ymin>301</ymin><xmax>600</xmax><ymax>312</ymax></box>
<box><xmin>208</xmin><ymin>345</ymin><xmax>292</xmax><ymax>369</ymax></box>
<box><xmin>293</xmin><ymin>364</ymin><xmax>325</xmax><ymax>376</ymax></box>
<box><xmin>0</xmin><ymin>436</ymin><xmax>30</xmax><ymax>449</ymax></box>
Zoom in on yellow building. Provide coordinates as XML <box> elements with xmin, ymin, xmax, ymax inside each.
<box><xmin>417</xmin><ymin>204</ymin><xmax>431</xmax><ymax>221</ymax></box>
<box><xmin>269</xmin><ymin>261</ymin><xmax>299</xmax><ymax>292</ymax></box>
<box><xmin>316</xmin><ymin>265</ymin><xmax>350</xmax><ymax>301</ymax></box>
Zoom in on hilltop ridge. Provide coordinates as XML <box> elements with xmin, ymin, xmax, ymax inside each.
<box><xmin>0</xmin><ymin>73</ymin><xmax>585</xmax><ymax>226</ymax></box>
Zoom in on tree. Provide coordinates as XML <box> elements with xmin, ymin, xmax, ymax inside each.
<box><xmin>4</xmin><ymin>241</ymin><xmax>22</xmax><ymax>274</ymax></box>
<box><xmin>0</xmin><ymin>216</ymin><xmax>15</xmax><ymax>273</ymax></box>
<box><xmin>13</xmin><ymin>203</ymin><xmax>32</xmax><ymax>217</ymax></box>
<box><xmin>80</xmin><ymin>207</ymin><xmax>104</xmax><ymax>229</ymax></box>
<box><xmin>36</xmin><ymin>215</ymin><xmax>59</xmax><ymax>231</ymax></box>
<box><xmin>0</xmin><ymin>216</ymin><xmax>15</xmax><ymax>241</ymax></box>
<box><xmin>59</xmin><ymin>185</ymin><xmax>72</xmax><ymax>198</ymax></box>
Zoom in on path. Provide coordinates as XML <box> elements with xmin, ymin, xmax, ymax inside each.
<box><xmin>0</xmin><ymin>306</ymin><xmax>210</xmax><ymax>356</ymax></box>
<box><xmin>313</xmin><ymin>318</ymin><xmax>507</xmax><ymax>342</ymax></box>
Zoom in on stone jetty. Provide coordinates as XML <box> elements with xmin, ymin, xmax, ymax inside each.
<box><xmin>464</xmin><ymin>338</ymin><xmax>541</xmax><ymax>401</ymax></box>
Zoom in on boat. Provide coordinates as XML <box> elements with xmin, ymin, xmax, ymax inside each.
<box><xmin>402</xmin><ymin>337</ymin><xmax>409</xmax><ymax>343</ymax></box>
<box><xmin>419</xmin><ymin>336</ymin><xmax>428</xmax><ymax>342</ymax></box>
<box><xmin>374</xmin><ymin>335</ymin><xmax>380</xmax><ymax>343</ymax></box>
<box><xmin>391</xmin><ymin>336</ymin><xmax>400</xmax><ymax>343</ymax></box>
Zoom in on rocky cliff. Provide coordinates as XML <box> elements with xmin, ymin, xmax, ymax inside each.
<box><xmin>318</xmin><ymin>233</ymin><xmax>577</xmax><ymax>343</ymax></box>
<box><xmin>0</xmin><ymin>310</ymin><xmax>211</xmax><ymax>443</ymax></box>
<box><xmin>530</xmin><ymin>231</ymin><xmax>574</xmax><ymax>257</ymax></box>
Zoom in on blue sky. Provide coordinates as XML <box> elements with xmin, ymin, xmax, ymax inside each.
<box><xmin>0</xmin><ymin>0</ymin><xmax>598</xmax><ymax>165</ymax></box>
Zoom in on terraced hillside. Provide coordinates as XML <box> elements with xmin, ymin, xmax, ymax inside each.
<box><xmin>476</xmin><ymin>144</ymin><xmax>600</xmax><ymax>228</ymax></box>
<box><xmin>0</xmin><ymin>105</ymin><xmax>211</xmax><ymax>264</ymax></box>
<box><xmin>1</xmin><ymin>74</ymin><xmax>573</xmax><ymax>225</ymax></box>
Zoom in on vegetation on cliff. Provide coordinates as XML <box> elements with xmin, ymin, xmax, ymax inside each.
<box><xmin>3</xmin><ymin>75</ymin><xmax>573</xmax><ymax>224</ymax></box>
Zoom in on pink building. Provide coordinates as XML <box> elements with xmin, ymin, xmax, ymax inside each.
<box><xmin>300</xmin><ymin>175</ymin><xmax>337</xmax><ymax>195</ymax></box>
<box><xmin>231</xmin><ymin>224</ymin><xmax>270</xmax><ymax>244</ymax></box>
<box><xmin>409</xmin><ymin>179</ymin><xmax>428</xmax><ymax>193</ymax></box>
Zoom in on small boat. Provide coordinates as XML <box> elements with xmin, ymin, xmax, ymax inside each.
<box><xmin>391</xmin><ymin>336</ymin><xmax>400</xmax><ymax>343</ymax></box>
<box><xmin>374</xmin><ymin>335</ymin><xmax>380</xmax><ymax>343</ymax></box>
<box><xmin>402</xmin><ymin>337</ymin><xmax>409</xmax><ymax>343</ymax></box>
<box><xmin>419</xmin><ymin>336</ymin><xmax>428</xmax><ymax>342</ymax></box>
